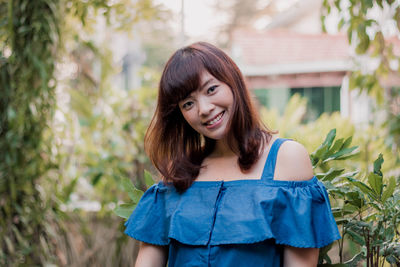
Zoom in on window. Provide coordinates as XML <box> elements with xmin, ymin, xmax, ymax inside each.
<box><xmin>290</xmin><ymin>87</ymin><xmax>340</xmax><ymax>122</ymax></box>
<box><xmin>253</xmin><ymin>87</ymin><xmax>341</xmax><ymax>122</ymax></box>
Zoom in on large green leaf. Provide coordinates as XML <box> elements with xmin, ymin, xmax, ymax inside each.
<box><xmin>114</xmin><ymin>203</ymin><xmax>136</xmax><ymax>219</ymax></box>
<box><xmin>327</xmin><ymin>138</ymin><xmax>344</xmax><ymax>154</ymax></box>
<box><xmin>367</xmin><ymin>173</ymin><xmax>383</xmax><ymax>198</ymax></box>
<box><xmin>381</xmin><ymin>176</ymin><xmax>396</xmax><ymax>202</ymax></box>
<box><xmin>323</xmin><ymin>129</ymin><xmax>336</xmax><ymax>147</ymax></box>
<box><xmin>144</xmin><ymin>169</ymin><xmax>155</xmax><ymax>187</ymax></box>
<box><xmin>345</xmin><ymin>191</ymin><xmax>364</xmax><ymax>208</ymax></box>
<box><xmin>346</xmin><ymin>229</ymin><xmax>365</xmax><ymax>245</ymax></box>
<box><xmin>322</xmin><ymin>146</ymin><xmax>358</xmax><ymax>163</ymax></box>
<box><xmin>347</xmin><ymin>177</ymin><xmax>377</xmax><ymax>200</ymax></box>
<box><xmin>373</xmin><ymin>153</ymin><xmax>384</xmax><ymax>176</ymax></box>
<box><xmin>311</xmin><ymin>129</ymin><xmax>336</xmax><ymax>164</ymax></box>
<box><xmin>316</xmin><ymin>168</ymin><xmax>345</xmax><ymax>181</ymax></box>
<box><xmin>337</xmin><ymin>171</ymin><xmax>359</xmax><ymax>180</ymax></box>
<box><xmin>341</xmin><ymin>136</ymin><xmax>353</xmax><ymax>149</ymax></box>
<box><xmin>343</xmin><ymin>252</ymin><xmax>364</xmax><ymax>267</ymax></box>
<box><xmin>121</xmin><ymin>177</ymin><xmax>144</xmax><ymax>203</ymax></box>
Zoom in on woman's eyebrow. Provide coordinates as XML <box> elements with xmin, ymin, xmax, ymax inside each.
<box><xmin>200</xmin><ymin>78</ymin><xmax>215</xmax><ymax>90</ymax></box>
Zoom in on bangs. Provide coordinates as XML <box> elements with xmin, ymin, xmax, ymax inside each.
<box><xmin>160</xmin><ymin>50</ymin><xmax>206</xmax><ymax>105</ymax></box>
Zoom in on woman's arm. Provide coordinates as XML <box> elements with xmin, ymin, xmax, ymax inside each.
<box><xmin>274</xmin><ymin>140</ymin><xmax>320</xmax><ymax>266</ymax></box>
<box><xmin>283</xmin><ymin>246</ymin><xmax>319</xmax><ymax>267</ymax></box>
<box><xmin>135</xmin><ymin>242</ymin><xmax>168</xmax><ymax>267</ymax></box>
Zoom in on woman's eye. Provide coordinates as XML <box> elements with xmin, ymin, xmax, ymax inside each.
<box><xmin>182</xmin><ymin>101</ymin><xmax>193</xmax><ymax>109</ymax></box>
<box><xmin>207</xmin><ymin>85</ymin><xmax>218</xmax><ymax>94</ymax></box>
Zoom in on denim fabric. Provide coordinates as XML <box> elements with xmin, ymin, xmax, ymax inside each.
<box><xmin>125</xmin><ymin>138</ymin><xmax>341</xmax><ymax>266</ymax></box>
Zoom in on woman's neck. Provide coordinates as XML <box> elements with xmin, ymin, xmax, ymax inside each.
<box><xmin>211</xmin><ymin>139</ymin><xmax>238</xmax><ymax>158</ymax></box>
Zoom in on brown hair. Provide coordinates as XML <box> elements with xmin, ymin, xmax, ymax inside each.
<box><xmin>145</xmin><ymin>42</ymin><xmax>273</xmax><ymax>192</ymax></box>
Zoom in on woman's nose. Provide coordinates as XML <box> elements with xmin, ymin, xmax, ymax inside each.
<box><xmin>198</xmin><ymin>98</ymin><xmax>214</xmax><ymax>116</ymax></box>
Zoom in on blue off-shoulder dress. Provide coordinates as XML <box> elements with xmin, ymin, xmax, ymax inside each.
<box><xmin>124</xmin><ymin>138</ymin><xmax>341</xmax><ymax>267</ymax></box>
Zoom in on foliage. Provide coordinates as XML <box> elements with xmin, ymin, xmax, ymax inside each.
<box><xmin>0</xmin><ymin>0</ymin><xmax>61</xmax><ymax>265</ymax></box>
<box><xmin>114</xmin><ymin>170</ymin><xmax>154</xmax><ymax>219</ymax></box>
<box><xmin>320</xmin><ymin>4</ymin><xmax>400</xmax><ymax>263</ymax></box>
<box><xmin>55</xmin><ymin>63</ymin><xmax>158</xmax><ymax>208</ymax></box>
<box><xmin>321</xmin><ymin>0</ymin><xmax>400</xmax><ymax>160</ymax></box>
<box><xmin>321</xmin><ymin>0</ymin><xmax>400</xmax><ymax>102</ymax></box>
<box><xmin>0</xmin><ymin>0</ymin><xmax>162</xmax><ymax>265</ymax></box>
<box><xmin>314</xmin><ymin>130</ymin><xmax>400</xmax><ymax>267</ymax></box>
<box><xmin>261</xmin><ymin>94</ymin><xmax>398</xmax><ymax>176</ymax></box>
<box><xmin>52</xmin><ymin>0</ymin><xmax>167</xmax><ymax>209</ymax></box>
<box><xmin>48</xmin><ymin>0</ymin><xmax>166</xmax><ymax>265</ymax></box>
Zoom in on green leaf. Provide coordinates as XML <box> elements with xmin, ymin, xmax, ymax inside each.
<box><xmin>338</xmin><ymin>18</ymin><xmax>345</xmax><ymax>30</ymax></box>
<box><xmin>354</xmin><ymin>220</ymin><xmax>372</xmax><ymax>229</ymax></box>
<box><xmin>356</xmin><ymin>26</ymin><xmax>370</xmax><ymax>54</ymax></box>
<box><xmin>367</xmin><ymin>173</ymin><xmax>383</xmax><ymax>197</ymax></box>
<box><xmin>312</xmin><ymin>145</ymin><xmax>327</xmax><ymax>162</ymax></box>
<box><xmin>332</xmin><ymin>205</ymin><xmax>355</xmax><ymax>217</ymax></box>
<box><xmin>373</xmin><ymin>154</ymin><xmax>384</xmax><ymax>176</ymax></box>
<box><xmin>114</xmin><ymin>203</ymin><xmax>136</xmax><ymax>219</ymax></box>
<box><xmin>335</xmin><ymin>218</ymin><xmax>350</xmax><ymax>224</ymax></box>
<box><xmin>4</xmin><ymin>236</ymin><xmax>14</xmax><ymax>254</ymax></box>
<box><xmin>345</xmin><ymin>191</ymin><xmax>364</xmax><ymax>208</ymax></box>
<box><xmin>318</xmin><ymin>242</ymin><xmax>333</xmax><ymax>264</ymax></box>
<box><xmin>121</xmin><ymin>177</ymin><xmax>144</xmax><ymax>203</ymax></box>
<box><xmin>347</xmin><ymin>29</ymin><xmax>353</xmax><ymax>45</ymax></box>
<box><xmin>91</xmin><ymin>172</ymin><xmax>103</xmax><ymax>186</ymax></box>
<box><xmin>318</xmin><ymin>264</ymin><xmax>347</xmax><ymax>267</ymax></box>
<box><xmin>144</xmin><ymin>170</ymin><xmax>154</xmax><ymax>187</ymax></box>
<box><xmin>322</xmin><ymin>146</ymin><xmax>358</xmax><ymax>162</ymax></box>
<box><xmin>344</xmin><ymin>252</ymin><xmax>364</xmax><ymax>267</ymax></box>
<box><xmin>346</xmin><ymin>229</ymin><xmax>365</xmax><ymax>245</ymax></box>
<box><xmin>395</xmin><ymin>7</ymin><xmax>400</xmax><ymax>30</ymax></box>
<box><xmin>383</xmin><ymin>227</ymin><xmax>395</xmax><ymax>241</ymax></box>
<box><xmin>323</xmin><ymin>129</ymin><xmax>336</xmax><ymax>147</ymax></box>
<box><xmin>334</xmin><ymin>0</ymin><xmax>341</xmax><ymax>10</ymax></box>
<box><xmin>316</xmin><ymin>168</ymin><xmax>344</xmax><ymax>182</ymax></box>
<box><xmin>329</xmin><ymin>138</ymin><xmax>344</xmax><ymax>153</ymax></box>
<box><xmin>311</xmin><ymin>129</ymin><xmax>336</xmax><ymax>164</ymax></box>
<box><xmin>343</xmin><ymin>203</ymin><xmax>358</xmax><ymax>213</ymax></box>
<box><xmin>129</xmin><ymin>187</ymin><xmax>144</xmax><ymax>204</ymax></box>
<box><xmin>121</xmin><ymin>177</ymin><xmax>135</xmax><ymax>194</ymax></box>
<box><xmin>381</xmin><ymin>176</ymin><xmax>396</xmax><ymax>202</ymax></box>
<box><xmin>337</xmin><ymin>170</ymin><xmax>359</xmax><ymax>179</ymax></box>
<box><xmin>341</xmin><ymin>136</ymin><xmax>353</xmax><ymax>149</ymax></box>
<box><xmin>386</xmin><ymin>255</ymin><xmax>399</xmax><ymax>264</ymax></box>
<box><xmin>347</xmin><ymin>177</ymin><xmax>376</xmax><ymax>199</ymax></box>
<box><xmin>369</xmin><ymin>202</ymin><xmax>381</xmax><ymax>211</ymax></box>
<box><xmin>63</xmin><ymin>177</ymin><xmax>78</xmax><ymax>201</ymax></box>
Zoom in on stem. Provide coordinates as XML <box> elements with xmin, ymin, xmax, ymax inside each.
<box><xmin>369</xmin><ymin>231</ymin><xmax>373</xmax><ymax>267</ymax></box>
<box><xmin>339</xmin><ymin>223</ymin><xmax>344</xmax><ymax>262</ymax></box>
<box><xmin>366</xmin><ymin>228</ymin><xmax>370</xmax><ymax>267</ymax></box>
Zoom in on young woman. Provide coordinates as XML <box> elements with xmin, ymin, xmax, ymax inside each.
<box><xmin>125</xmin><ymin>42</ymin><xmax>340</xmax><ymax>267</ymax></box>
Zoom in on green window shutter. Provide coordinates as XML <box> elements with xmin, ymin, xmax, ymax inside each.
<box><xmin>290</xmin><ymin>86</ymin><xmax>341</xmax><ymax>122</ymax></box>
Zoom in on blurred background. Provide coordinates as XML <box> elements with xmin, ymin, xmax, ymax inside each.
<box><xmin>1</xmin><ymin>0</ymin><xmax>399</xmax><ymax>266</ymax></box>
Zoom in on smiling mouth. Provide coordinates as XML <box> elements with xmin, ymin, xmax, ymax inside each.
<box><xmin>204</xmin><ymin>111</ymin><xmax>224</xmax><ymax>126</ymax></box>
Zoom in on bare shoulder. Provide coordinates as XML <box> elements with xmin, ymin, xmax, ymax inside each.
<box><xmin>274</xmin><ymin>140</ymin><xmax>314</xmax><ymax>181</ymax></box>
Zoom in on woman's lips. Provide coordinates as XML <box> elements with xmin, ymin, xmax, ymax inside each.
<box><xmin>204</xmin><ymin>111</ymin><xmax>225</xmax><ymax>129</ymax></box>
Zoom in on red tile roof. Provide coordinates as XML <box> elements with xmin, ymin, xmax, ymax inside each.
<box><xmin>232</xmin><ymin>29</ymin><xmax>350</xmax><ymax>66</ymax></box>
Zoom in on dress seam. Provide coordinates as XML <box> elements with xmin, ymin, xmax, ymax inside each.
<box><xmin>207</xmin><ymin>181</ymin><xmax>225</xmax><ymax>266</ymax></box>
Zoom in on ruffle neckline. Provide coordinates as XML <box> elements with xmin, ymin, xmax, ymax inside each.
<box><xmin>124</xmin><ymin>178</ymin><xmax>341</xmax><ymax>248</ymax></box>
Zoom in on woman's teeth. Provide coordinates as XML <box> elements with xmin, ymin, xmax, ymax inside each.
<box><xmin>207</xmin><ymin>112</ymin><xmax>223</xmax><ymax>125</ymax></box>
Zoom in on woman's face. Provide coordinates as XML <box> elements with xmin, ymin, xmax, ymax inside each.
<box><xmin>179</xmin><ymin>71</ymin><xmax>234</xmax><ymax>141</ymax></box>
